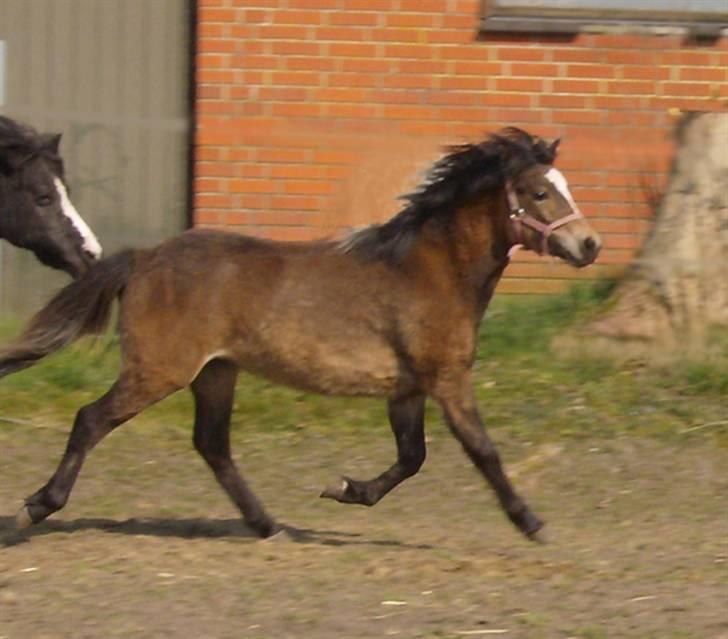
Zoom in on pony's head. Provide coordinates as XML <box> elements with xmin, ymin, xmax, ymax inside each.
<box><xmin>341</xmin><ymin>127</ymin><xmax>601</xmax><ymax>269</ymax></box>
<box><xmin>0</xmin><ymin>117</ymin><xmax>102</xmax><ymax>277</ymax></box>
<box><xmin>499</xmin><ymin>132</ymin><xmax>601</xmax><ymax>267</ymax></box>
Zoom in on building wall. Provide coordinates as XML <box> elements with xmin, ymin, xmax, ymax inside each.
<box><xmin>194</xmin><ymin>0</ymin><xmax>727</xmax><ymax>293</ymax></box>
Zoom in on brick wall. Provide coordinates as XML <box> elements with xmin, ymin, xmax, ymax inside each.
<box><xmin>195</xmin><ymin>0</ymin><xmax>727</xmax><ymax>293</ymax></box>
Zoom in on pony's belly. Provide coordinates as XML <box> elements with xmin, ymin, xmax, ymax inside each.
<box><xmin>236</xmin><ymin>340</ymin><xmax>402</xmax><ymax>397</ymax></box>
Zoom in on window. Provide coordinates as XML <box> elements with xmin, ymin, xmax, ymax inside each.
<box><xmin>480</xmin><ymin>0</ymin><xmax>728</xmax><ymax>38</ymax></box>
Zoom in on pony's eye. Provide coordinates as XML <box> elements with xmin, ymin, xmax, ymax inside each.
<box><xmin>36</xmin><ymin>194</ymin><xmax>53</xmax><ymax>207</ymax></box>
<box><xmin>533</xmin><ymin>191</ymin><xmax>548</xmax><ymax>202</ymax></box>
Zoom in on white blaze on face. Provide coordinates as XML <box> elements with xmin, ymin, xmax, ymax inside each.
<box><xmin>545</xmin><ymin>167</ymin><xmax>582</xmax><ymax>216</ymax></box>
<box><xmin>53</xmin><ymin>177</ymin><xmax>103</xmax><ymax>258</ymax></box>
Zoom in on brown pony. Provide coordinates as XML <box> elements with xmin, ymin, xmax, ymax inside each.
<box><xmin>1</xmin><ymin>128</ymin><xmax>600</xmax><ymax>541</ymax></box>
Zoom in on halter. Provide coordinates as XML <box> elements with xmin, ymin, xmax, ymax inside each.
<box><xmin>505</xmin><ymin>179</ymin><xmax>584</xmax><ymax>258</ymax></box>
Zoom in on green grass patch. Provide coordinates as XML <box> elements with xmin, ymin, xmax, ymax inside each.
<box><xmin>478</xmin><ymin>279</ymin><xmax>617</xmax><ymax>359</ymax></box>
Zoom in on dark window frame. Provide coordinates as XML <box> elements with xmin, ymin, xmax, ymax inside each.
<box><xmin>479</xmin><ymin>0</ymin><xmax>728</xmax><ymax>39</ymax></box>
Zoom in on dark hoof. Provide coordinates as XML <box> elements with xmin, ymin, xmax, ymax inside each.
<box><xmin>249</xmin><ymin>517</ymin><xmax>279</xmax><ymax>539</ymax></box>
<box><xmin>522</xmin><ymin>514</ymin><xmax>546</xmax><ymax>542</ymax></box>
<box><xmin>512</xmin><ymin>508</ymin><xmax>545</xmax><ymax>542</ymax></box>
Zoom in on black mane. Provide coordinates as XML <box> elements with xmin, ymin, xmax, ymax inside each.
<box><xmin>340</xmin><ymin>127</ymin><xmax>556</xmax><ymax>262</ymax></box>
<box><xmin>0</xmin><ymin>116</ymin><xmax>63</xmax><ymax>175</ymax></box>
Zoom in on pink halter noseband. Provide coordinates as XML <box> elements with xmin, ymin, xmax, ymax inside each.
<box><xmin>505</xmin><ymin>179</ymin><xmax>584</xmax><ymax>259</ymax></box>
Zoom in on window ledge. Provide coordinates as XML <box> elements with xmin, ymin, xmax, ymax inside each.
<box><xmin>480</xmin><ymin>16</ymin><xmax>727</xmax><ymax>40</ymax></box>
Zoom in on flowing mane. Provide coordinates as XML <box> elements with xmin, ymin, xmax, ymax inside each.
<box><xmin>339</xmin><ymin>127</ymin><xmax>557</xmax><ymax>262</ymax></box>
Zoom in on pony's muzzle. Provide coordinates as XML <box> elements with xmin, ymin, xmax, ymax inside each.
<box><xmin>580</xmin><ymin>234</ymin><xmax>601</xmax><ymax>264</ymax></box>
<box><xmin>63</xmin><ymin>250</ymin><xmax>97</xmax><ymax>278</ymax></box>
<box><xmin>550</xmin><ymin>229</ymin><xmax>602</xmax><ymax>267</ymax></box>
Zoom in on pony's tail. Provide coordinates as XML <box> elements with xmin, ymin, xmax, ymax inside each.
<box><xmin>0</xmin><ymin>250</ymin><xmax>135</xmax><ymax>379</ymax></box>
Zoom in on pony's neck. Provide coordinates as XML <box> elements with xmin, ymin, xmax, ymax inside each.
<box><xmin>448</xmin><ymin>191</ymin><xmax>513</xmax><ymax>293</ymax></box>
<box><xmin>409</xmin><ymin>189</ymin><xmax>514</xmax><ymax>317</ymax></box>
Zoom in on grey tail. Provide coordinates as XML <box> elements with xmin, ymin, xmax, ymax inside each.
<box><xmin>0</xmin><ymin>250</ymin><xmax>135</xmax><ymax>379</ymax></box>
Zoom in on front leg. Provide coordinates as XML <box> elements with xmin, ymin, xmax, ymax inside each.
<box><xmin>321</xmin><ymin>394</ymin><xmax>426</xmax><ymax>506</ymax></box>
<box><xmin>433</xmin><ymin>380</ymin><xmax>544</xmax><ymax>541</ymax></box>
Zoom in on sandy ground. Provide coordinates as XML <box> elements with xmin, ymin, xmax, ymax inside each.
<box><xmin>1</xmin><ymin>418</ymin><xmax>726</xmax><ymax>639</ymax></box>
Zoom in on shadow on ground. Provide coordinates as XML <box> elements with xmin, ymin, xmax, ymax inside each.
<box><xmin>0</xmin><ymin>515</ymin><xmax>433</xmax><ymax>550</ymax></box>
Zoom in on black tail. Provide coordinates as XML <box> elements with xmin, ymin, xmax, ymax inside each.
<box><xmin>0</xmin><ymin>250</ymin><xmax>135</xmax><ymax>379</ymax></box>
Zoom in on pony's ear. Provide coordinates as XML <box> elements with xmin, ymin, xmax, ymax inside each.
<box><xmin>40</xmin><ymin>133</ymin><xmax>62</xmax><ymax>154</ymax></box>
<box><xmin>531</xmin><ymin>136</ymin><xmax>559</xmax><ymax>165</ymax></box>
<box><xmin>549</xmin><ymin>138</ymin><xmax>561</xmax><ymax>155</ymax></box>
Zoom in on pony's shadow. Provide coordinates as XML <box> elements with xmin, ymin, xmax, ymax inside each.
<box><xmin>0</xmin><ymin>515</ymin><xmax>432</xmax><ymax>550</ymax></box>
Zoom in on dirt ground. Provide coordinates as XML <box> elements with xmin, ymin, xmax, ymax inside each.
<box><xmin>1</xmin><ymin>415</ymin><xmax>726</xmax><ymax>639</ymax></box>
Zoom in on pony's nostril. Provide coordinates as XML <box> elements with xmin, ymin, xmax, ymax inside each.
<box><xmin>582</xmin><ymin>236</ymin><xmax>598</xmax><ymax>256</ymax></box>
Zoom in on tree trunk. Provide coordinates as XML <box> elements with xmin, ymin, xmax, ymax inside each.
<box><xmin>572</xmin><ymin>112</ymin><xmax>728</xmax><ymax>356</ymax></box>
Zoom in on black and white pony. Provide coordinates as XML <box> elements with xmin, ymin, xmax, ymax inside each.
<box><xmin>0</xmin><ymin>116</ymin><xmax>102</xmax><ymax>277</ymax></box>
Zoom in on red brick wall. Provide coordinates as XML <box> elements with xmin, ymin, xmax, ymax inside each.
<box><xmin>194</xmin><ymin>0</ymin><xmax>727</xmax><ymax>293</ymax></box>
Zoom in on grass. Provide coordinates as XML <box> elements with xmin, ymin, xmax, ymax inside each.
<box><xmin>478</xmin><ymin>278</ymin><xmax>618</xmax><ymax>360</ymax></box>
<box><xmin>0</xmin><ymin>281</ymin><xmax>725</xmax><ymax>445</ymax></box>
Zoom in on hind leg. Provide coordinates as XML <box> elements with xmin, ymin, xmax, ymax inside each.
<box><xmin>321</xmin><ymin>393</ymin><xmax>426</xmax><ymax>506</ymax></box>
<box><xmin>17</xmin><ymin>373</ymin><xmax>178</xmax><ymax>529</ymax></box>
<box><xmin>191</xmin><ymin>359</ymin><xmax>277</xmax><ymax>538</ymax></box>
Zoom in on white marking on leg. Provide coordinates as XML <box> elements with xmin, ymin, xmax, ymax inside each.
<box><xmin>545</xmin><ymin>167</ymin><xmax>582</xmax><ymax>215</ymax></box>
<box><xmin>53</xmin><ymin>177</ymin><xmax>103</xmax><ymax>258</ymax></box>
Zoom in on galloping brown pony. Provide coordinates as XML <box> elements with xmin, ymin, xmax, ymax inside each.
<box><xmin>1</xmin><ymin>128</ymin><xmax>600</xmax><ymax>541</ymax></box>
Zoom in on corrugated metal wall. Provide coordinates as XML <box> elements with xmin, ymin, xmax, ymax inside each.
<box><xmin>0</xmin><ymin>0</ymin><xmax>191</xmax><ymax>317</ymax></box>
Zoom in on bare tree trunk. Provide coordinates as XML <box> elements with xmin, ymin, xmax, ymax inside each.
<box><xmin>570</xmin><ymin>112</ymin><xmax>728</xmax><ymax>356</ymax></box>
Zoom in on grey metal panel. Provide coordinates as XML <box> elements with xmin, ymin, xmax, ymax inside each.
<box><xmin>0</xmin><ymin>0</ymin><xmax>190</xmax><ymax>317</ymax></box>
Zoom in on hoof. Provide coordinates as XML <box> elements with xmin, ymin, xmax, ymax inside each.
<box><xmin>528</xmin><ymin>526</ymin><xmax>550</xmax><ymax>545</ymax></box>
<box><xmin>320</xmin><ymin>478</ymin><xmax>349</xmax><ymax>502</ymax></box>
<box><xmin>260</xmin><ymin>527</ymin><xmax>294</xmax><ymax>544</ymax></box>
<box><xmin>248</xmin><ymin>517</ymin><xmax>279</xmax><ymax>539</ymax></box>
<box><xmin>15</xmin><ymin>505</ymin><xmax>34</xmax><ymax>531</ymax></box>
<box><xmin>320</xmin><ymin>477</ymin><xmax>376</xmax><ymax>506</ymax></box>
